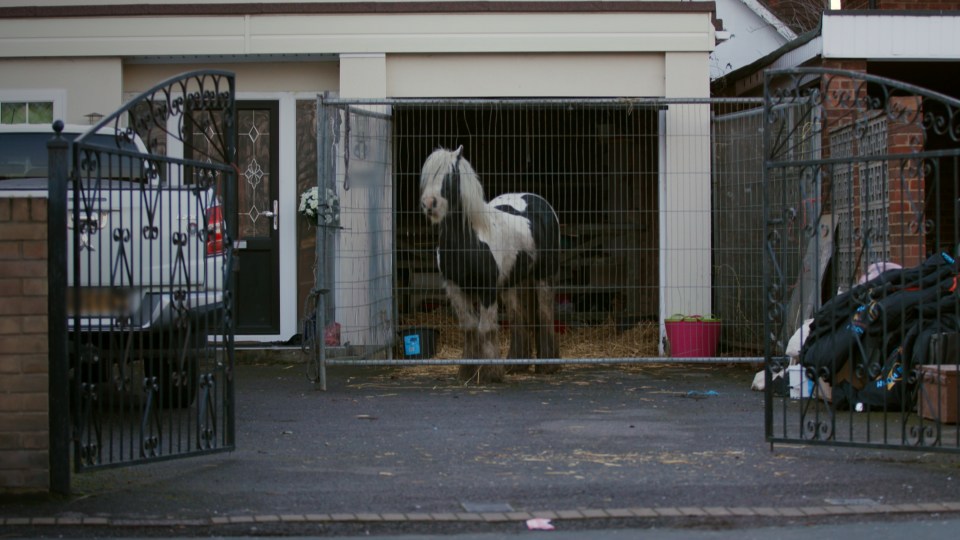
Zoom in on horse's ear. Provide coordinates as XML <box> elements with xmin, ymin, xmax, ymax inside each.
<box><xmin>453</xmin><ymin>145</ymin><xmax>463</xmax><ymax>158</ymax></box>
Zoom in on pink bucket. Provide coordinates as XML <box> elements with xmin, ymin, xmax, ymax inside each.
<box><xmin>665</xmin><ymin>315</ymin><xmax>721</xmax><ymax>358</ymax></box>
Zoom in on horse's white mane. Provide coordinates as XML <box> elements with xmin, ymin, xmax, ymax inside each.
<box><xmin>422</xmin><ymin>147</ymin><xmax>490</xmax><ymax>230</ymax></box>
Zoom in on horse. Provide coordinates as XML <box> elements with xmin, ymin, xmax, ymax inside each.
<box><xmin>419</xmin><ymin>146</ymin><xmax>561</xmax><ymax>383</ymax></box>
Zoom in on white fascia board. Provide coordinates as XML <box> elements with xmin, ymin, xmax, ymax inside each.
<box><xmin>770</xmin><ymin>35</ymin><xmax>822</xmax><ymax>71</ymax></box>
<box><xmin>731</xmin><ymin>36</ymin><xmax>822</xmax><ymax>95</ymax></box>
<box><xmin>738</xmin><ymin>0</ymin><xmax>797</xmax><ymax>41</ymax></box>
<box><xmin>0</xmin><ymin>12</ymin><xmax>716</xmax><ymax>58</ymax></box>
<box><xmin>823</xmin><ymin>13</ymin><xmax>960</xmax><ymax>60</ymax></box>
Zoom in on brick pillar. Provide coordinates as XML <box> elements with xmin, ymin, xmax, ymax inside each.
<box><xmin>821</xmin><ymin>63</ymin><xmax>928</xmax><ymax>270</ymax></box>
<box><xmin>819</xmin><ymin>60</ymin><xmax>869</xmax><ymax>218</ymax></box>
<box><xmin>886</xmin><ymin>96</ymin><xmax>926</xmax><ymax>267</ymax></box>
<box><xmin>0</xmin><ymin>197</ymin><xmax>50</xmax><ymax>494</ymax></box>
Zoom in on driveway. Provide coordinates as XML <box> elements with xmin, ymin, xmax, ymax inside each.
<box><xmin>4</xmin><ymin>359</ymin><xmax>960</xmax><ymax>536</ymax></box>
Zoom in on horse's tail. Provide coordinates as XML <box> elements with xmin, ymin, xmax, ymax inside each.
<box><xmin>524</xmin><ymin>194</ymin><xmax>561</xmax><ymax>282</ymax></box>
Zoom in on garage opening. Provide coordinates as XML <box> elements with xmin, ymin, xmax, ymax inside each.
<box><xmin>394</xmin><ymin>101</ymin><xmax>661</xmax><ymax>357</ymax></box>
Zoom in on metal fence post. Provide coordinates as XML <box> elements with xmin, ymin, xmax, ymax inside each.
<box><xmin>47</xmin><ymin>120</ymin><xmax>70</xmax><ymax>495</ymax></box>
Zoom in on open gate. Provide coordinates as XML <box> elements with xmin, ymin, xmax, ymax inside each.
<box><xmin>49</xmin><ymin>71</ymin><xmax>238</xmax><ymax>478</ymax></box>
<box><xmin>764</xmin><ymin>68</ymin><xmax>960</xmax><ymax>452</ymax></box>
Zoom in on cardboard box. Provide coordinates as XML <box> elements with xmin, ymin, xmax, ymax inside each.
<box><xmin>917</xmin><ymin>365</ymin><xmax>959</xmax><ymax>424</ymax></box>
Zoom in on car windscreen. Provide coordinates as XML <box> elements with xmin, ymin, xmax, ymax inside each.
<box><xmin>0</xmin><ymin>132</ymin><xmax>143</xmax><ymax>182</ymax></box>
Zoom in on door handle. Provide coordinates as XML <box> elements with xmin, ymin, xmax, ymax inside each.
<box><xmin>261</xmin><ymin>199</ymin><xmax>279</xmax><ymax>231</ymax></box>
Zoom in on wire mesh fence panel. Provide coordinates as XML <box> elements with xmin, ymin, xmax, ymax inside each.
<box><xmin>712</xmin><ymin>104</ymin><xmax>766</xmax><ymax>354</ymax></box>
<box><xmin>764</xmin><ymin>68</ymin><xmax>960</xmax><ymax>453</ymax></box>
<box><xmin>317</xmin><ymin>103</ymin><xmax>394</xmax><ymax>357</ymax></box>
<box><xmin>313</xmin><ymin>97</ymin><xmax>766</xmax><ymax>378</ymax></box>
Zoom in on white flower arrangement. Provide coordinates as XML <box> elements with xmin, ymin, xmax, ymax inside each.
<box><xmin>298</xmin><ymin>186</ymin><xmax>340</xmax><ymax>227</ymax></box>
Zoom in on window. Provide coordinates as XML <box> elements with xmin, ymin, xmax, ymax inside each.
<box><xmin>0</xmin><ymin>101</ymin><xmax>54</xmax><ymax>125</ymax></box>
<box><xmin>0</xmin><ymin>90</ymin><xmax>65</xmax><ymax>126</ymax></box>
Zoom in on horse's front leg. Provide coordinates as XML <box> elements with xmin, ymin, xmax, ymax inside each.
<box><xmin>534</xmin><ymin>280</ymin><xmax>561</xmax><ymax>374</ymax></box>
<box><xmin>475</xmin><ymin>300</ymin><xmax>505</xmax><ymax>383</ymax></box>
<box><xmin>445</xmin><ymin>283</ymin><xmax>481</xmax><ymax>381</ymax></box>
<box><xmin>448</xmin><ymin>284</ymin><xmax>503</xmax><ymax>383</ymax></box>
<box><xmin>502</xmin><ymin>287</ymin><xmax>533</xmax><ymax>374</ymax></box>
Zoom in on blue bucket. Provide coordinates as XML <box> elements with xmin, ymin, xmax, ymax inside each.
<box><xmin>399</xmin><ymin>327</ymin><xmax>437</xmax><ymax>359</ymax></box>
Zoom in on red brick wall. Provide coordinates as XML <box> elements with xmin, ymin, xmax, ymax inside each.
<box><xmin>0</xmin><ymin>197</ymin><xmax>49</xmax><ymax>494</ymax></box>
<box><xmin>819</xmin><ymin>61</ymin><xmax>928</xmax><ymax>269</ymax></box>
<box><xmin>886</xmin><ymin>96</ymin><xmax>926</xmax><ymax>267</ymax></box>
<box><xmin>819</xmin><ymin>59</ymin><xmax>868</xmax><ymax>217</ymax></box>
<box><xmin>820</xmin><ymin>59</ymin><xmax>869</xmax><ymax>155</ymax></box>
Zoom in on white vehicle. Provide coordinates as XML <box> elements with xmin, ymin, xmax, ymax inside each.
<box><xmin>0</xmin><ymin>123</ymin><xmax>226</xmax><ymax>406</ymax></box>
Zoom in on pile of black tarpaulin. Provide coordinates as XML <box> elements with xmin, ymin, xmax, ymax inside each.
<box><xmin>800</xmin><ymin>251</ymin><xmax>960</xmax><ymax>410</ymax></box>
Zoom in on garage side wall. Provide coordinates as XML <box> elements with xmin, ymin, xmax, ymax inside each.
<box><xmin>0</xmin><ymin>196</ymin><xmax>49</xmax><ymax>494</ymax></box>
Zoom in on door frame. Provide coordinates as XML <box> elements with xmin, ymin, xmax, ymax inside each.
<box><xmin>234</xmin><ymin>99</ymin><xmax>281</xmax><ymax>336</ymax></box>
<box><xmin>169</xmin><ymin>92</ymin><xmax>303</xmax><ymax>342</ymax></box>
<box><xmin>234</xmin><ymin>94</ymin><xmax>303</xmax><ymax>342</ymax></box>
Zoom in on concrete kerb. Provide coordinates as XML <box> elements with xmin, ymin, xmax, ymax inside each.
<box><xmin>4</xmin><ymin>501</ymin><xmax>960</xmax><ymax>529</ymax></box>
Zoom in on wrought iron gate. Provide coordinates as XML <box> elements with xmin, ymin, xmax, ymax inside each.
<box><xmin>764</xmin><ymin>68</ymin><xmax>960</xmax><ymax>452</ymax></box>
<box><xmin>50</xmin><ymin>71</ymin><xmax>238</xmax><ymax>474</ymax></box>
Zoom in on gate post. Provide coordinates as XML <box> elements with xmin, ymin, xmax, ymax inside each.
<box><xmin>47</xmin><ymin>121</ymin><xmax>70</xmax><ymax>496</ymax></box>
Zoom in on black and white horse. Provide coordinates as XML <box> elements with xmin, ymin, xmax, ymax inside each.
<box><xmin>419</xmin><ymin>146</ymin><xmax>561</xmax><ymax>383</ymax></box>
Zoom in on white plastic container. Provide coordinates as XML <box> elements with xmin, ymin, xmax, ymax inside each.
<box><xmin>787</xmin><ymin>365</ymin><xmax>813</xmax><ymax>399</ymax></box>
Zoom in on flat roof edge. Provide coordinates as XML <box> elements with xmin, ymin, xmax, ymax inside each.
<box><xmin>0</xmin><ymin>1</ymin><xmax>718</xmax><ymax>19</ymax></box>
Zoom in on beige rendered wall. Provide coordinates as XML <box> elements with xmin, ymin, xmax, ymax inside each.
<box><xmin>0</xmin><ymin>11</ymin><xmax>714</xmax><ymax>58</ymax></box>
<box><xmin>0</xmin><ymin>58</ymin><xmax>121</xmax><ymax>126</ymax></box>
<box><xmin>386</xmin><ymin>53</ymin><xmax>666</xmax><ymax>97</ymax></box>
<box><xmin>340</xmin><ymin>54</ymin><xmax>387</xmax><ymax>99</ymax></box>
<box><xmin>122</xmin><ymin>62</ymin><xmax>339</xmax><ymax>97</ymax></box>
<box><xmin>660</xmin><ymin>52</ymin><xmax>712</xmax><ymax>331</ymax></box>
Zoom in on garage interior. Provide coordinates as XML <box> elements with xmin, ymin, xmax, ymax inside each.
<box><xmin>391</xmin><ymin>101</ymin><xmax>663</xmax><ymax>359</ymax></box>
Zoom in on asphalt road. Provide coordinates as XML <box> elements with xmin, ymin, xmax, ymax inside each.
<box><xmin>4</xmin><ymin>360</ymin><xmax>960</xmax><ymax>537</ymax></box>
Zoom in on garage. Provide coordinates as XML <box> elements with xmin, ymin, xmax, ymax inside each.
<box><xmin>305</xmin><ymin>96</ymin><xmax>765</xmax><ymax>375</ymax></box>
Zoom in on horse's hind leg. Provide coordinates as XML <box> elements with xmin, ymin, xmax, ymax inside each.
<box><xmin>502</xmin><ymin>287</ymin><xmax>533</xmax><ymax>374</ymax></box>
<box><xmin>534</xmin><ymin>280</ymin><xmax>561</xmax><ymax>374</ymax></box>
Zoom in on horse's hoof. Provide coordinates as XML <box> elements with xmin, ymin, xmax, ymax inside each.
<box><xmin>481</xmin><ymin>366</ymin><xmax>505</xmax><ymax>383</ymax></box>
<box><xmin>458</xmin><ymin>365</ymin><xmax>505</xmax><ymax>384</ymax></box>
<box><xmin>457</xmin><ymin>365</ymin><xmax>480</xmax><ymax>382</ymax></box>
<box><xmin>534</xmin><ymin>364</ymin><xmax>561</xmax><ymax>375</ymax></box>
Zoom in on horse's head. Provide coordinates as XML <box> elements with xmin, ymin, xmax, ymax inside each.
<box><xmin>420</xmin><ymin>146</ymin><xmax>487</xmax><ymax>226</ymax></box>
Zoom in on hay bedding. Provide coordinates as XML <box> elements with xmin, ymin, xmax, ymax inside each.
<box><xmin>399</xmin><ymin>310</ymin><xmax>660</xmax><ymax>361</ymax></box>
